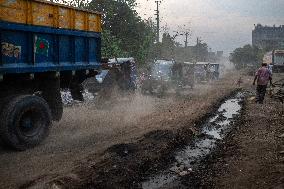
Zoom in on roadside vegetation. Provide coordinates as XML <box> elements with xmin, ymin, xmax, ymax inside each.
<box><xmin>230</xmin><ymin>44</ymin><xmax>264</xmax><ymax>70</ymax></box>
<box><xmin>51</xmin><ymin>0</ymin><xmax>211</xmax><ymax>65</ymax></box>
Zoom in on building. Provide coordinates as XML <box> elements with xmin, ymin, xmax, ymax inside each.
<box><xmin>252</xmin><ymin>24</ymin><xmax>284</xmax><ymax>50</ymax></box>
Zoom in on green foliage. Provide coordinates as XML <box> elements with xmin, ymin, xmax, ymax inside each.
<box><xmin>161</xmin><ymin>33</ymin><xmax>175</xmax><ymax>57</ymax></box>
<box><xmin>49</xmin><ymin>0</ymin><xmax>156</xmax><ymax>63</ymax></box>
<box><xmin>88</xmin><ymin>0</ymin><xmax>156</xmax><ymax>62</ymax></box>
<box><xmin>101</xmin><ymin>30</ymin><xmax>128</xmax><ymax>58</ymax></box>
<box><xmin>49</xmin><ymin>0</ymin><xmax>210</xmax><ymax>65</ymax></box>
<box><xmin>149</xmin><ymin>32</ymin><xmax>210</xmax><ymax>63</ymax></box>
<box><xmin>194</xmin><ymin>42</ymin><xmax>208</xmax><ymax>62</ymax></box>
<box><xmin>151</xmin><ymin>32</ymin><xmax>184</xmax><ymax>60</ymax></box>
<box><xmin>230</xmin><ymin>45</ymin><xmax>264</xmax><ymax>70</ymax></box>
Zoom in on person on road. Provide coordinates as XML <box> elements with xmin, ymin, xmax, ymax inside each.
<box><xmin>253</xmin><ymin>63</ymin><xmax>273</xmax><ymax>104</ymax></box>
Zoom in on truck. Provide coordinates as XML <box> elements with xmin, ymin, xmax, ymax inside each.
<box><xmin>140</xmin><ymin>59</ymin><xmax>175</xmax><ymax>96</ymax></box>
<box><xmin>88</xmin><ymin>57</ymin><xmax>137</xmax><ymax>103</ymax></box>
<box><xmin>0</xmin><ymin>0</ymin><xmax>102</xmax><ymax>150</ymax></box>
<box><xmin>263</xmin><ymin>50</ymin><xmax>284</xmax><ymax>73</ymax></box>
<box><xmin>140</xmin><ymin>60</ymin><xmax>198</xmax><ymax>96</ymax></box>
<box><xmin>183</xmin><ymin>62</ymin><xmax>220</xmax><ymax>83</ymax></box>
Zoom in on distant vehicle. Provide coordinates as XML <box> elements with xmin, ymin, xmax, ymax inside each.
<box><xmin>140</xmin><ymin>59</ymin><xmax>199</xmax><ymax>96</ymax></box>
<box><xmin>184</xmin><ymin>62</ymin><xmax>220</xmax><ymax>83</ymax></box>
<box><xmin>84</xmin><ymin>57</ymin><xmax>137</xmax><ymax>104</ymax></box>
<box><xmin>263</xmin><ymin>50</ymin><xmax>284</xmax><ymax>73</ymax></box>
<box><xmin>106</xmin><ymin>58</ymin><xmax>137</xmax><ymax>91</ymax></box>
<box><xmin>140</xmin><ymin>59</ymin><xmax>175</xmax><ymax>96</ymax></box>
<box><xmin>90</xmin><ymin>58</ymin><xmax>137</xmax><ymax>94</ymax></box>
<box><xmin>178</xmin><ymin>62</ymin><xmax>195</xmax><ymax>89</ymax></box>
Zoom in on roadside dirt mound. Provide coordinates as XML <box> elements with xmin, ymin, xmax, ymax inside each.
<box><xmin>192</xmin><ymin>94</ymin><xmax>284</xmax><ymax>189</ymax></box>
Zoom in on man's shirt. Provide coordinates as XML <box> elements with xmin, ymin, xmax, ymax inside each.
<box><xmin>256</xmin><ymin>67</ymin><xmax>272</xmax><ymax>86</ymax></box>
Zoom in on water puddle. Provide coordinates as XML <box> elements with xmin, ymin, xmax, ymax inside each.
<box><xmin>142</xmin><ymin>93</ymin><xmax>244</xmax><ymax>189</ymax></box>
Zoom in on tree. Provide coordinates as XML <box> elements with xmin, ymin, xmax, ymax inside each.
<box><xmin>49</xmin><ymin>0</ymin><xmax>156</xmax><ymax>63</ymax></box>
<box><xmin>88</xmin><ymin>0</ymin><xmax>156</xmax><ymax>62</ymax></box>
<box><xmin>194</xmin><ymin>42</ymin><xmax>208</xmax><ymax>62</ymax></box>
<box><xmin>101</xmin><ymin>30</ymin><xmax>127</xmax><ymax>58</ymax></box>
<box><xmin>230</xmin><ymin>45</ymin><xmax>264</xmax><ymax>70</ymax></box>
<box><xmin>160</xmin><ymin>33</ymin><xmax>176</xmax><ymax>58</ymax></box>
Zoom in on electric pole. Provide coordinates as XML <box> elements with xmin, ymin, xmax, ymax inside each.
<box><xmin>155</xmin><ymin>1</ymin><xmax>161</xmax><ymax>43</ymax></box>
<box><xmin>196</xmin><ymin>37</ymin><xmax>200</xmax><ymax>62</ymax></box>
<box><xmin>184</xmin><ymin>32</ymin><xmax>190</xmax><ymax>48</ymax></box>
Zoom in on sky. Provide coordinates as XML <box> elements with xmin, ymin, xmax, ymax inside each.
<box><xmin>135</xmin><ymin>0</ymin><xmax>284</xmax><ymax>55</ymax></box>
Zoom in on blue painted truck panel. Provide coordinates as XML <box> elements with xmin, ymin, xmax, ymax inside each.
<box><xmin>0</xmin><ymin>21</ymin><xmax>101</xmax><ymax>74</ymax></box>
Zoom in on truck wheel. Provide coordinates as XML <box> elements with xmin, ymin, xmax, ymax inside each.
<box><xmin>0</xmin><ymin>95</ymin><xmax>51</xmax><ymax>150</ymax></box>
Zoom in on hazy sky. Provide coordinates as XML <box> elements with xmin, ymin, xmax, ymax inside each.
<box><xmin>135</xmin><ymin>0</ymin><xmax>284</xmax><ymax>55</ymax></box>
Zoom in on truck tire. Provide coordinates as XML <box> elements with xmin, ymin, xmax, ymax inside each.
<box><xmin>0</xmin><ymin>95</ymin><xmax>52</xmax><ymax>150</ymax></box>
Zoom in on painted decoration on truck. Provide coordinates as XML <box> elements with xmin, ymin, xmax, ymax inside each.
<box><xmin>34</xmin><ymin>36</ymin><xmax>49</xmax><ymax>57</ymax></box>
<box><xmin>2</xmin><ymin>0</ymin><xmax>17</xmax><ymax>6</ymax></box>
<box><xmin>1</xmin><ymin>42</ymin><xmax>21</xmax><ymax>59</ymax></box>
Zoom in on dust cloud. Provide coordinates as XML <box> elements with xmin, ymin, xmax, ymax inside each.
<box><xmin>218</xmin><ymin>57</ymin><xmax>235</xmax><ymax>77</ymax></box>
<box><xmin>54</xmin><ymin>91</ymin><xmax>172</xmax><ymax>147</ymax></box>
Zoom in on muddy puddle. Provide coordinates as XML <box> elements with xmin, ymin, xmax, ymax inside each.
<box><xmin>142</xmin><ymin>93</ymin><xmax>244</xmax><ymax>189</ymax></box>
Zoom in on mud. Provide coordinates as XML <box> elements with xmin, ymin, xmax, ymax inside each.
<box><xmin>22</xmin><ymin>85</ymin><xmax>283</xmax><ymax>189</ymax></box>
<box><xmin>141</xmin><ymin>92</ymin><xmax>244</xmax><ymax>189</ymax></box>
<box><xmin>193</xmin><ymin>93</ymin><xmax>284</xmax><ymax>189</ymax></box>
<box><xmin>0</xmin><ymin>93</ymin><xmax>169</xmax><ymax>189</ymax></box>
<box><xmin>0</xmin><ymin>72</ymin><xmax>246</xmax><ymax>189</ymax></box>
<box><xmin>21</xmin><ymin>90</ymin><xmax>242</xmax><ymax>189</ymax></box>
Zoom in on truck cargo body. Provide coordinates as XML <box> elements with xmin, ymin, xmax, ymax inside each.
<box><xmin>1</xmin><ymin>0</ymin><xmax>102</xmax><ymax>75</ymax></box>
<box><xmin>1</xmin><ymin>21</ymin><xmax>101</xmax><ymax>74</ymax></box>
<box><xmin>263</xmin><ymin>50</ymin><xmax>284</xmax><ymax>73</ymax></box>
<box><xmin>0</xmin><ymin>0</ymin><xmax>102</xmax><ymax>150</ymax></box>
<box><xmin>273</xmin><ymin>50</ymin><xmax>284</xmax><ymax>72</ymax></box>
<box><xmin>0</xmin><ymin>0</ymin><xmax>101</xmax><ymax>32</ymax></box>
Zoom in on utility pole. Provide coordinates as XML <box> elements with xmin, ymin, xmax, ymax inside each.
<box><xmin>196</xmin><ymin>37</ymin><xmax>200</xmax><ymax>62</ymax></box>
<box><xmin>184</xmin><ymin>32</ymin><xmax>190</xmax><ymax>48</ymax></box>
<box><xmin>155</xmin><ymin>1</ymin><xmax>161</xmax><ymax>43</ymax></box>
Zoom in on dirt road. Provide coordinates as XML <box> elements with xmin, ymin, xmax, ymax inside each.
<box><xmin>0</xmin><ymin>94</ymin><xmax>172</xmax><ymax>188</ymax></box>
<box><xmin>0</xmin><ymin>73</ymin><xmax>240</xmax><ymax>188</ymax></box>
<box><xmin>0</xmin><ymin>71</ymin><xmax>240</xmax><ymax>188</ymax></box>
<box><xmin>1</xmin><ymin>72</ymin><xmax>283</xmax><ymax>189</ymax></box>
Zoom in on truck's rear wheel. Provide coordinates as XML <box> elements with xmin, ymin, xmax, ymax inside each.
<box><xmin>0</xmin><ymin>95</ymin><xmax>51</xmax><ymax>150</ymax></box>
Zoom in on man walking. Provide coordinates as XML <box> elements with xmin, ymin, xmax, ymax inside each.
<box><xmin>253</xmin><ymin>63</ymin><xmax>273</xmax><ymax>104</ymax></box>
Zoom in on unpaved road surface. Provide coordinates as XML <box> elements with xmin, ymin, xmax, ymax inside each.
<box><xmin>1</xmin><ymin>72</ymin><xmax>283</xmax><ymax>189</ymax></box>
<box><xmin>0</xmin><ymin>73</ymin><xmax>239</xmax><ymax>188</ymax></box>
